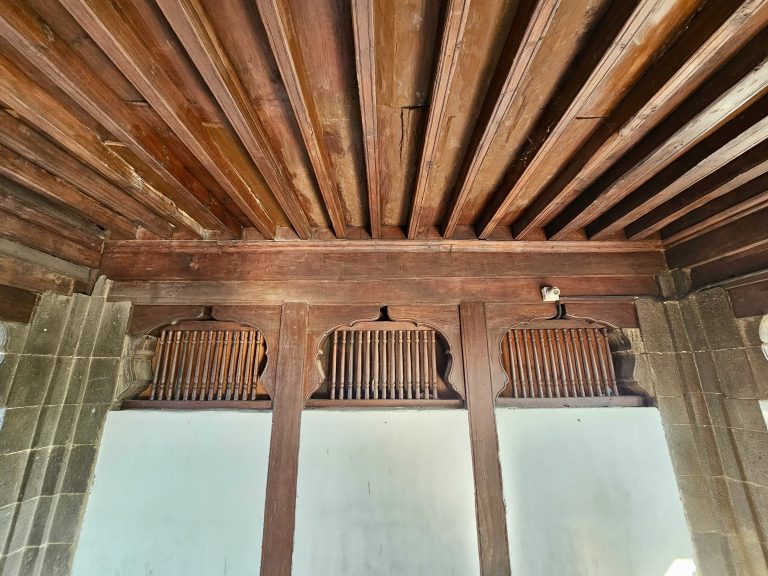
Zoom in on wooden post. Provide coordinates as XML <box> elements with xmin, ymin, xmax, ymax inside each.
<box><xmin>260</xmin><ymin>302</ymin><xmax>308</xmax><ymax>576</ymax></box>
<box><xmin>459</xmin><ymin>301</ymin><xmax>511</xmax><ymax>576</ymax></box>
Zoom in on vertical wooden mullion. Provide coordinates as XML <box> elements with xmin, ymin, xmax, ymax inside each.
<box><xmin>259</xmin><ymin>302</ymin><xmax>308</xmax><ymax>576</ymax></box>
<box><xmin>459</xmin><ymin>301</ymin><xmax>511</xmax><ymax>576</ymax></box>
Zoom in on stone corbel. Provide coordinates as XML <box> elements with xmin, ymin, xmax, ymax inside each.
<box><xmin>117</xmin><ymin>334</ymin><xmax>157</xmax><ymax>400</ymax></box>
<box><xmin>760</xmin><ymin>314</ymin><xmax>768</xmax><ymax>361</ymax></box>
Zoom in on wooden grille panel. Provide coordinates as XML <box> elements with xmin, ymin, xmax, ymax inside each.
<box><xmin>149</xmin><ymin>325</ymin><xmax>265</xmax><ymax>401</ymax></box>
<box><xmin>327</xmin><ymin>327</ymin><xmax>444</xmax><ymax>401</ymax></box>
<box><xmin>500</xmin><ymin>326</ymin><xmax>618</xmax><ymax>399</ymax></box>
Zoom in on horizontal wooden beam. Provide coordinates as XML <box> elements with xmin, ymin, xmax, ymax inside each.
<box><xmin>513</xmin><ymin>0</ymin><xmax>768</xmax><ymax>237</ymax></box>
<box><xmin>0</xmin><ymin>142</ymin><xmax>136</xmax><ymax>239</ymax></box>
<box><xmin>589</xmin><ymin>100</ymin><xmax>768</xmax><ymax>239</ymax></box>
<box><xmin>255</xmin><ymin>0</ymin><xmax>347</xmax><ymax>238</ymax></box>
<box><xmin>101</xmin><ymin>242</ymin><xmax>664</xmax><ymax>282</ymax></box>
<box><xmin>60</xmin><ymin>0</ymin><xmax>277</xmax><ymax>238</ymax></box>
<box><xmin>0</xmin><ymin>284</ymin><xmax>37</xmax><ymax>323</ymax></box>
<box><xmin>478</xmin><ymin>0</ymin><xmax>703</xmax><ymax>239</ymax></box>
<box><xmin>156</xmin><ymin>0</ymin><xmax>312</xmax><ymax>239</ymax></box>
<box><xmin>666</xmin><ymin>205</ymin><xmax>768</xmax><ymax>269</ymax></box>
<box><xmin>109</xmin><ymin>276</ymin><xmax>657</xmax><ymax>306</ymax></box>
<box><xmin>549</xmin><ymin>36</ymin><xmax>768</xmax><ymax>239</ymax></box>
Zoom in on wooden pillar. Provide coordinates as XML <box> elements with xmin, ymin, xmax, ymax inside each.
<box><xmin>460</xmin><ymin>301</ymin><xmax>512</xmax><ymax>576</ymax></box>
<box><xmin>259</xmin><ymin>302</ymin><xmax>308</xmax><ymax>576</ymax></box>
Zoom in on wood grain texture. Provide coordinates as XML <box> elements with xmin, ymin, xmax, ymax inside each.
<box><xmin>514</xmin><ymin>0</ymin><xmax>768</xmax><ymax>238</ymax></box>
<box><xmin>259</xmin><ymin>302</ymin><xmax>308</xmax><ymax>576</ymax></box>
<box><xmin>156</xmin><ymin>0</ymin><xmax>312</xmax><ymax>238</ymax></box>
<box><xmin>255</xmin><ymin>0</ymin><xmax>349</xmax><ymax>238</ymax></box>
<box><xmin>478</xmin><ymin>0</ymin><xmax>703</xmax><ymax>239</ymax></box>
<box><xmin>459</xmin><ymin>301</ymin><xmax>511</xmax><ymax>576</ymax></box>
<box><xmin>0</xmin><ymin>283</ymin><xmax>37</xmax><ymax>323</ymax></box>
<box><xmin>60</xmin><ymin>0</ymin><xmax>278</xmax><ymax>238</ymax></box>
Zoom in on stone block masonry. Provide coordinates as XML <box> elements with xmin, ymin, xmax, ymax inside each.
<box><xmin>0</xmin><ymin>279</ymin><xmax>130</xmax><ymax>576</ymax></box>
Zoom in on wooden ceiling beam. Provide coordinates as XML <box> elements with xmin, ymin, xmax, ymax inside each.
<box><xmin>663</xmin><ymin>185</ymin><xmax>768</xmax><ymax>247</ymax></box>
<box><xmin>0</xmin><ymin>142</ymin><xmax>136</xmax><ymax>239</ymax></box>
<box><xmin>0</xmin><ymin>1</ymin><xmax>223</xmax><ymax>238</ymax></box>
<box><xmin>549</xmin><ymin>41</ymin><xmax>768</xmax><ymax>239</ymax></box>
<box><xmin>666</xmin><ymin>205</ymin><xmax>768</xmax><ymax>269</ymax></box>
<box><xmin>60</xmin><ymin>0</ymin><xmax>277</xmax><ymax>239</ymax></box>
<box><xmin>0</xmin><ymin>109</ymin><xmax>173</xmax><ymax>239</ymax></box>
<box><xmin>255</xmin><ymin>0</ymin><xmax>347</xmax><ymax>238</ymax></box>
<box><xmin>442</xmin><ymin>0</ymin><xmax>560</xmax><ymax>239</ymax></box>
<box><xmin>627</xmin><ymin>142</ymin><xmax>768</xmax><ymax>239</ymax></box>
<box><xmin>514</xmin><ymin>0</ymin><xmax>768</xmax><ymax>238</ymax></box>
<box><xmin>589</xmin><ymin>101</ymin><xmax>768</xmax><ymax>239</ymax></box>
<box><xmin>155</xmin><ymin>0</ymin><xmax>312</xmax><ymax>239</ymax></box>
<box><xmin>476</xmin><ymin>0</ymin><xmax>703</xmax><ymax>239</ymax></box>
<box><xmin>407</xmin><ymin>0</ymin><xmax>471</xmax><ymax>238</ymax></box>
<box><xmin>0</xmin><ymin>184</ymin><xmax>102</xmax><ymax>267</ymax></box>
<box><xmin>351</xmin><ymin>0</ymin><xmax>380</xmax><ymax>239</ymax></box>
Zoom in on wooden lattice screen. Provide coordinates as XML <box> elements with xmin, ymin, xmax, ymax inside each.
<box><xmin>147</xmin><ymin>322</ymin><xmax>266</xmax><ymax>401</ymax></box>
<box><xmin>500</xmin><ymin>325</ymin><xmax>619</xmax><ymax>399</ymax></box>
<box><xmin>325</xmin><ymin>325</ymin><xmax>449</xmax><ymax>401</ymax></box>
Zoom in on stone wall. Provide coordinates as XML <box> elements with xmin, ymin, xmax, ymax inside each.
<box><xmin>0</xmin><ymin>280</ymin><xmax>130</xmax><ymax>576</ymax></box>
<box><xmin>636</xmin><ymin>288</ymin><xmax>768</xmax><ymax>576</ymax></box>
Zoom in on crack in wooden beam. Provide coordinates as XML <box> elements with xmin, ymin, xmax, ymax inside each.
<box><xmin>255</xmin><ymin>0</ymin><xmax>347</xmax><ymax>239</ymax></box>
<box><xmin>351</xmin><ymin>0</ymin><xmax>381</xmax><ymax>239</ymax></box>
<box><xmin>407</xmin><ymin>0</ymin><xmax>472</xmax><ymax>239</ymax></box>
<box><xmin>549</xmin><ymin>33</ymin><xmax>768</xmax><ymax>239</ymax></box>
<box><xmin>60</xmin><ymin>0</ymin><xmax>277</xmax><ymax>239</ymax></box>
<box><xmin>514</xmin><ymin>0</ymin><xmax>768</xmax><ymax>239</ymax></box>
<box><xmin>475</xmin><ymin>0</ymin><xmax>703</xmax><ymax>239</ymax></box>
<box><xmin>157</xmin><ymin>0</ymin><xmax>312</xmax><ymax>239</ymax></box>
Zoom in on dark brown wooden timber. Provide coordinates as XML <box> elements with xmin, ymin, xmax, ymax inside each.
<box><xmin>260</xmin><ymin>302</ymin><xmax>308</xmax><ymax>576</ymax></box>
<box><xmin>459</xmin><ymin>301</ymin><xmax>511</xmax><ymax>576</ymax></box>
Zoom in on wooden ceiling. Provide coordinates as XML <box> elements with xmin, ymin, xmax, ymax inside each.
<box><xmin>0</xmin><ymin>0</ymin><xmax>765</xmax><ymax>244</ymax></box>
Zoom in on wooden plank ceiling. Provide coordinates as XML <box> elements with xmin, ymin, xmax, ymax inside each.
<box><xmin>0</xmin><ymin>0</ymin><xmax>767</xmax><ymax>307</ymax></box>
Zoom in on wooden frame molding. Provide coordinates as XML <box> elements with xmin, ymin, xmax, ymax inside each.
<box><xmin>460</xmin><ymin>301</ymin><xmax>511</xmax><ymax>576</ymax></box>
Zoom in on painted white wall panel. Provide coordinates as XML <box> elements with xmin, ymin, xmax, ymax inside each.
<box><xmin>496</xmin><ymin>407</ymin><xmax>694</xmax><ymax>576</ymax></box>
<box><xmin>292</xmin><ymin>409</ymin><xmax>480</xmax><ymax>576</ymax></box>
<box><xmin>72</xmin><ymin>410</ymin><xmax>272</xmax><ymax>576</ymax></box>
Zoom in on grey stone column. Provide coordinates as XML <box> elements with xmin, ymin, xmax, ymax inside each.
<box><xmin>636</xmin><ymin>288</ymin><xmax>768</xmax><ymax>576</ymax></box>
<box><xmin>0</xmin><ymin>279</ymin><xmax>130</xmax><ymax>576</ymax></box>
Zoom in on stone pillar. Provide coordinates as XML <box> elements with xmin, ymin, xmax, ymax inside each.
<box><xmin>636</xmin><ymin>288</ymin><xmax>768</xmax><ymax>576</ymax></box>
<box><xmin>0</xmin><ymin>279</ymin><xmax>130</xmax><ymax>576</ymax></box>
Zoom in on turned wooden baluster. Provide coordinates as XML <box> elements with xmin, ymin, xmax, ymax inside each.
<box><xmin>355</xmin><ymin>330</ymin><xmax>363</xmax><ymax>400</ymax></box>
<box><xmin>199</xmin><ymin>330</ymin><xmax>213</xmax><ymax>400</ymax></box>
<box><xmin>554</xmin><ymin>330</ymin><xmax>569</xmax><ymax>397</ymax></box>
<box><xmin>381</xmin><ymin>331</ymin><xmax>388</xmax><ymax>399</ymax></box>
<box><xmin>586</xmin><ymin>330</ymin><xmax>603</xmax><ymax>397</ymax></box>
<box><xmin>165</xmin><ymin>331</ymin><xmax>182</xmax><ymax>401</ymax></box>
<box><xmin>599</xmin><ymin>329</ymin><xmax>619</xmax><ymax>397</ymax></box>
<box><xmin>397</xmin><ymin>331</ymin><xmax>405</xmax><ymax>400</ymax></box>
<box><xmin>174</xmin><ymin>331</ymin><xmax>191</xmax><ymax>400</ymax></box>
<box><xmin>364</xmin><ymin>331</ymin><xmax>371</xmax><ymax>399</ymax></box>
<box><xmin>389</xmin><ymin>330</ymin><xmax>396</xmax><ymax>399</ymax></box>
<box><xmin>225</xmin><ymin>331</ymin><xmax>238</xmax><ymax>400</ymax></box>
<box><xmin>339</xmin><ymin>331</ymin><xmax>347</xmax><ymax>400</ymax></box>
<box><xmin>182</xmin><ymin>331</ymin><xmax>197</xmax><ymax>400</ymax></box>
<box><xmin>414</xmin><ymin>330</ymin><xmax>421</xmax><ymax>399</ymax></box>
<box><xmin>546</xmin><ymin>331</ymin><xmax>560</xmax><ymax>398</ymax></box>
<box><xmin>346</xmin><ymin>331</ymin><xmax>355</xmax><ymax>400</ymax></box>
<box><xmin>233</xmin><ymin>331</ymin><xmax>247</xmax><ymax>400</ymax></box>
<box><xmin>150</xmin><ymin>330</ymin><xmax>167</xmax><ymax>400</ymax></box>
<box><xmin>576</xmin><ymin>329</ymin><xmax>595</xmax><ymax>397</ymax></box>
<box><xmin>538</xmin><ymin>330</ymin><xmax>553</xmax><ymax>398</ymax></box>
<box><xmin>420</xmin><ymin>330</ymin><xmax>429</xmax><ymax>400</ymax></box>
<box><xmin>251</xmin><ymin>331</ymin><xmax>263</xmax><ymax>400</ymax></box>
<box><xmin>430</xmin><ymin>332</ymin><xmax>438</xmax><ymax>400</ymax></box>
<box><xmin>514</xmin><ymin>331</ymin><xmax>527</xmax><ymax>398</ymax></box>
<box><xmin>190</xmin><ymin>331</ymin><xmax>204</xmax><ymax>400</ymax></box>
<box><xmin>531</xmin><ymin>329</ymin><xmax>546</xmax><ymax>398</ymax></box>
<box><xmin>330</xmin><ymin>331</ymin><xmax>338</xmax><ymax>400</ymax></box>
<box><xmin>505</xmin><ymin>332</ymin><xmax>517</xmax><ymax>398</ymax></box>
<box><xmin>405</xmin><ymin>331</ymin><xmax>412</xmax><ymax>399</ymax></box>
<box><xmin>214</xmin><ymin>331</ymin><xmax>229</xmax><ymax>400</ymax></box>
<box><xmin>372</xmin><ymin>331</ymin><xmax>379</xmax><ymax>399</ymax></box>
<box><xmin>568</xmin><ymin>330</ymin><xmax>586</xmax><ymax>397</ymax></box>
<box><xmin>241</xmin><ymin>331</ymin><xmax>254</xmax><ymax>401</ymax></box>
<box><xmin>562</xmin><ymin>330</ymin><xmax>577</xmax><ymax>396</ymax></box>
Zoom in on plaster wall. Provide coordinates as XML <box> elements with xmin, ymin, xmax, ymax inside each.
<box><xmin>71</xmin><ymin>410</ymin><xmax>273</xmax><ymax>576</ymax></box>
<box><xmin>496</xmin><ymin>407</ymin><xmax>694</xmax><ymax>576</ymax></box>
<box><xmin>292</xmin><ymin>409</ymin><xmax>481</xmax><ymax>576</ymax></box>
